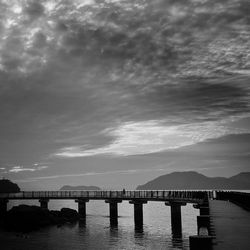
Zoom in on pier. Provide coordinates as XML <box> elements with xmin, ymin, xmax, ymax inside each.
<box><xmin>1</xmin><ymin>190</ymin><xmax>250</xmax><ymax>249</ymax></box>
<box><xmin>0</xmin><ymin>190</ymin><xmax>208</xmax><ymax>234</ymax></box>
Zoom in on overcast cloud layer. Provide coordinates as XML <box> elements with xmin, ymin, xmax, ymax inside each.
<box><xmin>0</xmin><ymin>0</ymin><xmax>250</xmax><ymax>188</ymax></box>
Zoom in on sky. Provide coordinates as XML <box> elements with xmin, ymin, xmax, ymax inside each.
<box><xmin>0</xmin><ymin>0</ymin><xmax>250</xmax><ymax>190</ymax></box>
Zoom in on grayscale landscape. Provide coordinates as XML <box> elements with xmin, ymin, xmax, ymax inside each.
<box><xmin>0</xmin><ymin>0</ymin><xmax>250</xmax><ymax>249</ymax></box>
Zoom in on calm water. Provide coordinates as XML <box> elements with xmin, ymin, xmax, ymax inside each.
<box><xmin>0</xmin><ymin>200</ymin><xmax>199</xmax><ymax>250</ymax></box>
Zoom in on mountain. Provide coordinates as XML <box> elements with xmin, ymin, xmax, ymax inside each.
<box><xmin>60</xmin><ymin>185</ymin><xmax>101</xmax><ymax>191</ymax></box>
<box><xmin>229</xmin><ymin>172</ymin><xmax>250</xmax><ymax>184</ymax></box>
<box><xmin>136</xmin><ymin>171</ymin><xmax>250</xmax><ymax>190</ymax></box>
<box><xmin>0</xmin><ymin>179</ymin><xmax>20</xmax><ymax>193</ymax></box>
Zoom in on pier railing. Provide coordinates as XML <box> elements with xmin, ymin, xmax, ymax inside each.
<box><xmin>216</xmin><ymin>191</ymin><xmax>250</xmax><ymax>210</ymax></box>
<box><xmin>0</xmin><ymin>190</ymin><xmax>209</xmax><ymax>203</ymax></box>
<box><xmin>1</xmin><ymin>189</ymin><xmax>248</xmax><ymax>249</ymax></box>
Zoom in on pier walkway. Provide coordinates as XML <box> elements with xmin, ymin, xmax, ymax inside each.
<box><xmin>209</xmin><ymin>200</ymin><xmax>250</xmax><ymax>250</ymax></box>
<box><xmin>2</xmin><ymin>190</ymin><xmax>250</xmax><ymax>249</ymax></box>
<box><xmin>0</xmin><ymin>190</ymin><xmax>208</xmax><ymax>239</ymax></box>
<box><xmin>0</xmin><ymin>190</ymin><xmax>207</xmax><ymax>202</ymax></box>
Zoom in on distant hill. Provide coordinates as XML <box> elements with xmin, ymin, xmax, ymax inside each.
<box><xmin>229</xmin><ymin>172</ymin><xmax>250</xmax><ymax>184</ymax></box>
<box><xmin>0</xmin><ymin>179</ymin><xmax>20</xmax><ymax>193</ymax></box>
<box><xmin>60</xmin><ymin>185</ymin><xmax>101</xmax><ymax>191</ymax></box>
<box><xmin>136</xmin><ymin>171</ymin><xmax>250</xmax><ymax>190</ymax></box>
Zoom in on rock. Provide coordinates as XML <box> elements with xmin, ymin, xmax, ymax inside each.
<box><xmin>60</xmin><ymin>208</ymin><xmax>79</xmax><ymax>221</ymax></box>
<box><xmin>4</xmin><ymin>205</ymin><xmax>51</xmax><ymax>232</ymax></box>
<box><xmin>2</xmin><ymin>205</ymin><xmax>79</xmax><ymax>232</ymax></box>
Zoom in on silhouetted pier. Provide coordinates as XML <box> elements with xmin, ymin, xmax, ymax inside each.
<box><xmin>0</xmin><ymin>190</ymin><xmax>209</xmax><ymax>236</ymax></box>
<box><xmin>1</xmin><ymin>190</ymin><xmax>250</xmax><ymax>249</ymax></box>
<box><xmin>209</xmin><ymin>199</ymin><xmax>250</xmax><ymax>249</ymax></box>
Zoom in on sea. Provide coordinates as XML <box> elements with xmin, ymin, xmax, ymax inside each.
<box><xmin>0</xmin><ymin>199</ymin><xmax>199</xmax><ymax>250</ymax></box>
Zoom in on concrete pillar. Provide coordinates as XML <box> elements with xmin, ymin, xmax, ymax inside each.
<box><xmin>0</xmin><ymin>199</ymin><xmax>8</xmax><ymax>217</ymax></box>
<box><xmin>193</xmin><ymin>204</ymin><xmax>210</xmax><ymax>216</ymax></box>
<box><xmin>39</xmin><ymin>198</ymin><xmax>49</xmax><ymax>209</ymax></box>
<box><xmin>200</xmin><ymin>206</ymin><xmax>209</xmax><ymax>216</ymax></box>
<box><xmin>197</xmin><ymin>215</ymin><xmax>210</xmax><ymax>235</ymax></box>
<box><xmin>105</xmin><ymin>199</ymin><xmax>122</xmax><ymax>219</ymax></box>
<box><xmin>105</xmin><ymin>199</ymin><xmax>122</xmax><ymax>226</ymax></box>
<box><xmin>165</xmin><ymin>201</ymin><xmax>186</xmax><ymax>238</ymax></box>
<box><xmin>129</xmin><ymin>200</ymin><xmax>147</xmax><ymax>228</ymax></box>
<box><xmin>75</xmin><ymin>199</ymin><xmax>89</xmax><ymax>218</ymax></box>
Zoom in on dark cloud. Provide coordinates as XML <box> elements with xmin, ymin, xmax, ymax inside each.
<box><xmin>0</xmin><ymin>0</ymin><xmax>250</xmax><ymax>186</ymax></box>
<box><xmin>177</xmin><ymin>133</ymin><xmax>250</xmax><ymax>158</ymax></box>
<box><xmin>24</xmin><ymin>0</ymin><xmax>45</xmax><ymax>21</ymax></box>
<box><xmin>137</xmin><ymin>79</ymin><xmax>250</xmax><ymax>123</ymax></box>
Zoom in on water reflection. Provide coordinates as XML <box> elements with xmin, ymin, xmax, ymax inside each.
<box><xmin>171</xmin><ymin>228</ymin><xmax>182</xmax><ymax>239</ymax></box>
<box><xmin>134</xmin><ymin>225</ymin><xmax>144</xmax><ymax>238</ymax></box>
<box><xmin>109</xmin><ymin>217</ymin><xmax>118</xmax><ymax>228</ymax></box>
<box><xmin>1</xmin><ymin>200</ymin><xmax>198</xmax><ymax>250</ymax></box>
<box><xmin>171</xmin><ymin>236</ymin><xmax>184</xmax><ymax>249</ymax></box>
<box><xmin>63</xmin><ymin>221</ymin><xmax>77</xmax><ymax>229</ymax></box>
<box><xmin>109</xmin><ymin>225</ymin><xmax>118</xmax><ymax>238</ymax></box>
<box><xmin>78</xmin><ymin>218</ymin><xmax>86</xmax><ymax>228</ymax></box>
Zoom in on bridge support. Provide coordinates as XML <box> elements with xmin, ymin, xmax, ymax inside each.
<box><xmin>193</xmin><ymin>204</ymin><xmax>210</xmax><ymax>216</ymax></box>
<box><xmin>105</xmin><ymin>199</ymin><xmax>122</xmax><ymax>226</ymax></box>
<box><xmin>39</xmin><ymin>198</ymin><xmax>49</xmax><ymax>209</ymax></box>
<box><xmin>189</xmin><ymin>206</ymin><xmax>213</xmax><ymax>249</ymax></box>
<box><xmin>105</xmin><ymin>199</ymin><xmax>122</xmax><ymax>219</ymax></box>
<box><xmin>197</xmin><ymin>215</ymin><xmax>210</xmax><ymax>235</ymax></box>
<box><xmin>129</xmin><ymin>200</ymin><xmax>147</xmax><ymax>228</ymax></box>
<box><xmin>165</xmin><ymin>201</ymin><xmax>186</xmax><ymax>238</ymax></box>
<box><xmin>0</xmin><ymin>199</ymin><xmax>8</xmax><ymax>217</ymax></box>
<box><xmin>200</xmin><ymin>206</ymin><xmax>209</xmax><ymax>216</ymax></box>
<box><xmin>75</xmin><ymin>199</ymin><xmax>89</xmax><ymax>218</ymax></box>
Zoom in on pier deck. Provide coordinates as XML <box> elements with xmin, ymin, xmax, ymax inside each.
<box><xmin>0</xmin><ymin>190</ymin><xmax>206</xmax><ymax>203</ymax></box>
<box><xmin>209</xmin><ymin>200</ymin><xmax>250</xmax><ymax>250</ymax></box>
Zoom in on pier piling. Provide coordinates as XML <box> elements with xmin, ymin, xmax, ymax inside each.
<box><xmin>75</xmin><ymin>199</ymin><xmax>89</xmax><ymax>218</ymax></box>
<box><xmin>165</xmin><ymin>201</ymin><xmax>186</xmax><ymax>237</ymax></box>
<box><xmin>39</xmin><ymin>198</ymin><xmax>49</xmax><ymax>209</ymax></box>
<box><xmin>129</xmin><ymin>200</ymin><xmax>147</xmax><ymax>228</ymax></box>
<box><xmin>105</xmin><ymin>199</ymin><xmax>122</xmax><ymax>220</ymax></box>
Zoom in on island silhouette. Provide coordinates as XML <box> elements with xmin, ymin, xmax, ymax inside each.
<box><xmin>137</xmin><ymin>171</ymin><xmax>250</xmax><ymax>190</ymax></box>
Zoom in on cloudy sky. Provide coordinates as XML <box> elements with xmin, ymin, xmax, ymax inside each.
<box><xmin>0</xmin><ymin>0</ymin><xmax>250</xmax><ymax>190</ymax></box>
